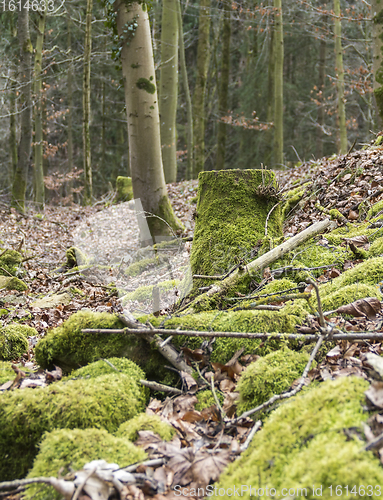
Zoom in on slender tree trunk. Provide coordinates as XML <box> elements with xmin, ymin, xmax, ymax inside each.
<box><xmin>83</xmin><ymin>0</ymin><xmax>93</xmax><ymax>204</ymax></box>
<box><xmin>273</xmin><ymin>0</ymin><xmax>284</xmax><ymax>167</ymax></box>
<box><xmin>316</xmin><ymin>26</ymin><xmax>326</xmax><ymax>159</ymax></box>
<box><xmin>33</xmin><ymin>9</ymin><xmax>46</xmax><ymax>209</ymax></box>
<box><xmin>215</xmin><ymin>0</ymin><xmax>231</xmax><ymax>171</ymax></box>
<box><xmin>67</xmin><ymin>12</ymin><xmax>74</xmax><ymax>174</ymax></box>
<box><xmin>177</xmin><ymin>0</ymin><xmax>193</xmax><ymax>180</ymax></box>
<box><xmin>264</xmin><ymin>28</ymin><xmax>274</xmax><ymax>166</ymax></box>
<box><xmin>372</xmin><ymin>0</ymin><xmax>383</xmax><ymax>127</ymax></box>
<box><xmin>193</xmin><ymin>0</ymin><xmax>211</xmax><ymax>177</ymax></box>
<box><xmin>159</xmin><ymin>0</ymin><xmax>179</xmax><ymax>183</ymax></box>
<box><xmin>12</xmin><ymin>8</ymin><xmax>33</xmax><ymax>212</ymax></box>
<box><xmin>9</xmin><ymin>71</ymin><xmax>18</xmax><ymax>188</ymax></box>
<box><xmin>115</xmin><ymin>0</ymin><xmax>183</xmax><ymax>239</ymax></box>
<box><xmin>334</xmin><ymin>0</ymin><xmax>347</xmax><ymax>154</ymax></box>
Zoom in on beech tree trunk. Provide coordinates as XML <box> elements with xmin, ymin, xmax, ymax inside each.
<box><xmin>12</xmin><ymin>7</ymin><xmax>33</xmax><ymax>212</ymax></box>
<box><xmin>316</xmin><ymin>27</ymin><xmax>326</xmax><ymax>159</ymax></box>
<box><xmin>273</xmin><ymin>0</ymin><xmax>284</xmax><ymax>167</ymax></box>
<box><xmin>159</xmin><ymin>0</ymin><xmax>179</xmax><ymax>183</ymax></box>
<box><xmin>334</xmin><ymin>0</ymin><xmax>347</xmax><ymax>154</ymax></box>
<box><xmin>115</xmin><ymin>0</ymin><xmax>182</xmax><ymax>240</ymax></box>
<box><xmin>83</xmin><ymin>0</ymin><xmax>93</xmax><ymax>204</ymax></box>
<box><xmin>33</xmin><ymin>9</ymin><xmax>46</xmax><ymax>209</ymax></box>
<box><xmin>373</xmin><ymin>0</ymin><xmax>383</xmax><ymax>127</ymax></box>
<box><xmin>193</xmin><ymin>0</ymin><xmax>211</xmax><ymax>177</ymax></box>
<box><xmin>215</xmin><ymin>0</ymin><xmax>231</xmax><ymax>171</ymax></box>
<box><xmin>67</xmin><ymin>12</ymin><xmax>74</xmax><ymax>175</ymax></box>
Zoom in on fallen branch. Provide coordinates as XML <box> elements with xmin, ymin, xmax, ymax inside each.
<box><xmin>139</xmin><ymin>379</ymin><xmax>183</xmax><ymax>395</ymax></box>
<box><xmin>182</xmin><ymin>218</ymin><xmax>336</xmax><ymax>313</ymax></box>
<box><xmin>82</xmin><ymin>327</ymin><xmax>383</xmax><ymax>342</ymax></box>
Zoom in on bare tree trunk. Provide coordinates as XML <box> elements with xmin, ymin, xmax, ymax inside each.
<box><xmin>67</xmin><ymin>11</ymin><xmax>74</xmax><ymax>175</ymax></box>
<box><xmin>334</xmin><ymin>0</ymin><xmax>347</xmax><ymax>154</ymax></box>
<box><xmin>215</xmin><ymin>0</ymin><xmax>231</xmax><ymax>171</ymax></box>
<box><xmin>33</xmin><ymin>9</ymin><xmax>46</xmax><ymax>209</ymax></box>
<box><xmin>83</xmin><ymin>0</ymin><xmax>93</xmax><ymax>204</ymax></box>
<box><xmin>115</xmin><ymin>0</ymin><xmax>183</xmax><ymax>239</ymax></box>
<box><xmin>372</xmin><ymin>0</ymin><xmax>383</xmax><ymax>128</ymax></box>
<box><xmin>316</xmin><ymin>23</ymin><xmax>326</xmax><ymax>159</ymax></box>
<box><xmin>12</xmin><ymin>7</ymin><xmax>33</xmax><ymax>212</ymax></box>
<box><xmin>159</xmin><ymin>0</ymin><xmax>179</xmax><ymax>183</ymax></box>
<box><xmin>273</xmin><ymin>0</ymin><xmax>284</xmax><ymax>167</ymax></box>
<box><xmin>264</xmin><ymin>28</ymin><xmax>274</xmax><ymax>166</ymax></box>
<box><xmin>193</xmin><ymin>0</ymin><xmax>211</xmax><ymax>177</ymax></box>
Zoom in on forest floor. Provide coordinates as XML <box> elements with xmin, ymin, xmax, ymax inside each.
<box><xmin>2</xmin><ymin>141</ymin><xmax>383</xmax><ymax>498</ymax></box>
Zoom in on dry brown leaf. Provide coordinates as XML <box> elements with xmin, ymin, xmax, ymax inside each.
<box><xmin>336</xmin><ymin>297</ymin><xmax>381</xmax><ymax>320</ymax></box>
<box><xmin>180</xmin><ymin>372</ymin><xmax>198</xmax><ymax>393</ymax></box>
<box><xmin>365</xmin><ymin>382</ymin><xmax>383</xmax><ymax>408</ymax></box>
<box><xmin>348</xmin><ymin>210</ymin><xmax>359</xmax><ymax>220</ymax></box>
<box><xmin>191</xmin><ymin>450</ymin><xmax>231</xmax><ymax>485</ymax></box>
<box><xmin>181</xmin><ymin>411</ymin><xmax>204</xmax><ymax>423</ymax></box>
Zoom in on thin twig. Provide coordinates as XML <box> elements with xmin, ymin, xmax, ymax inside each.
<box><xmin>0</xmin><ymin>267</ymin><xmax>13</xmax><ymax>277</ymax></box>
<box><xmin>211</xmin><ymin>374</ymin><xmax>226</xmax><ymax>420</ymax></box>
<box><xmin>307</xmin><ymin>278</ymin><xmax>325</xmax><ymax>327</ymax></box>
<box><xmin>239</xmin><ymin>420</ymin><xmax>262</xmax><ymax>452</ymax></box>
<box><xmin>265</xmin><ymin>201</ymin><xmax>281</xmax><ymax>237</ymax></box>
<box><xmin>139</xmin><ymin>379</ymin><xmax>183</xmax><ymax>395</ymax></box>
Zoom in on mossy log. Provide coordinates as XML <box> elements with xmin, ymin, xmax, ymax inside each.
<box><xmin>190</xmin><ymin>169</ymin><xmax>283</xmax><ymax>280</ymax></box>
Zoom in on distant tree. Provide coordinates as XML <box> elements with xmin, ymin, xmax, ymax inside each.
<box><xmin>373</xmin><ymin>0</ymin><xmax>383</xmax><ymax>126</ymax></box>
<box><xmin>334</xmin><ymin>0</ymin><xmax>347</xmax><ymax>154</ymax></box>
<box><xmin>83</xmin><ymin>0</ymin><xmax>93</xmax><ymax>204</ymax></box>
<box><xmin>274</xmin><ymin>0</ymin><xmax>284</xmax><ymax>167</ymax></box>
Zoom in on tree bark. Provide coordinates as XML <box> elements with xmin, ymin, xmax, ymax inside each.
<box><xmin>316</xmin><ymin>25</ymin><xmax>326</xmax><ymax>159</ymax></box>
<box><xmin>67</xmin><ymin>11</ymin><xmax>74</xmax><ymax>175</ymax></box>
<box><xmin>273</xmin><ymin>0</ymin><xmax>284</xmax><ymax>167</ymax></box>
<box><xmin>159</xmin><ymin>0</ymin><xmax>179</xmax><ymax>183</ymax></box>
<box><xmin>115</xmin><ymin>0</ymin><xmax>183</xmax><ymax>240</ymax></box>
<box><xmin>12</xmin><ymin>7</ymin><xmax>33</xmax><ymax>212</ymax></box>
<box><xmin>265</xmin><ymin>28</ymin><xmax>274</xmax><ymax>166</ymax></box>
<box><xmin>372</xmin><ymin>0</ymin><xmax>383</xmax><ymax>127</ymax></box>
<box><xmin>193</xmin><ymin>0</ymin><xmax>211</xmax><ymax>177</ymax></box>
<box><xmin>33</xmin><ymin>9</ymin><xmax>46</xmax><ymax>209</ymax></box>
<box><xmin>83</xmin><ymin>0</ymin><xmax>93</xmax><ymax>204</ymax></box>
<box><xmin>334</xmin><ymin>0</ymin><xmax>347</xmax><ymax>154</ymax></box>
<box><xmin>215</xmin><ymin>0</ymin><xmax>231</xmax><ymax>171</ymax></box>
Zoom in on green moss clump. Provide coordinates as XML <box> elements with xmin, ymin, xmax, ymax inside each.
<box><xmin>326</xmin><ymin>222</ymin><xmax>376</xmax><ymax>245</ymax></box>
<box><xmin>216</xmin><ymin>377</ymin><xmax>383</xmax><ymax>500</ymax></box>
<box><xmin>136</xmin><ymin>77</ymin><xmax>156</xmax><ymax>94</ymax></box>
<box><xmin>0</xmin><ymin>276</ymin><xmax>27</xmax><ymax>291</ymax></box>
<box><xmin>195</xmin><ymin>389</ymin><xmax>224</xmax><ymax>411</ymax></box>
<box><xmin>0</xmin><ymin>361</ymin><xmax>15</xmax><ymax>385</ymax></box>
<box><xmin>64</xmin><ymin>247</ymin><xmax>88</xmax><ymax>269</ymax></box>
<box><xmin>369</xmin><ymin>200</ymin><xmax>383</xmax><ymax>219</ymax></box>
<box><xmin>25</xmin><ymin>428</ymin><xmax>147</xmax><ymax>500</ymax></box>
<box><xmin>369</xmin><ymin>236</ymin><xmax>383</xmax><ymax>257</ymax></box>
<box><xmin>259</xmin><ymin>278</ymin><xmax>298</xmax><ymax>294</ymax></box>
<box><xmin>116</xmin><ymin>413</ymin><xmax>175</xmax><ymax>442</ymax></box>
<box><xmin>281</xmin><ymin>183</ymin><xmax>310</xmax><ymax>220</ymax></box>
<box><xmin>0</xmin><ymin>324</ymin><xmax>29</xmax><ymax>361</ymax></box>
<box><xmin>320</xmin><ymin>283</ymin><xmax>381</xmax><ymax>311</ymax></box>
<box><xmin>125</xmin><ymin>255</ymin><xmax>165</xmax><ymax>277</ymax></box>
<box><xmin>0</xmin><ymin>249</ymin><xmax>23</xmax><ymax>276</ymax></box>
<box><xmin>122</xmin><ymin>279</ymin><xmax>180</xmax><ymax>302</ymax></box>
<box><xmin>237</xmin><ymin>348</ymin><xmax>310</xmax><ymax>414</ymax></box>
<box><xmin>116</xmin><ymin>176</ymin><xmax>133</xmax><ymax>203</ymax></box>
<box><xmin>0</xmin><ymin>358</ymin><xmax>147</xmax><ymax>480</ymax></box>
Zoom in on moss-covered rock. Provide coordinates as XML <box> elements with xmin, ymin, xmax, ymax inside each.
<box><xmin>64</xmin><ymin>246</ymin><xmax>88</xmax><ymax>269</ymax></box>
<box><xmin>216</xmin><ymin>377</ymin><xmax>383</xmax><ymax>500</ymax></box>
<box><xmin>116</xmin><ymin>175</ymin><xmax>133</xmax><ymax>203</ymax></box>
<box><xmin>31</xmin><ymin>292</ymin><xmax>71</xmax><ymax>309</ymax></box>
<box><xmin>116</xmin><ymin>413</ymin><xmax>175</xmax><ymax>442</ymax></box>
<box><xmin>0</xmin><ymin>358</ymin><xmax>147</xmax><ymax>480</ymax></box>
<box><xmin>0</xmin><ymin>361</ymin><xmax>15</xmax><ymax>385</ymax></box>
<box><xmin>0</xmin><ymin>323</ymin><xmax>32</xmax><ymax>361</ymax></box>
<box><xmin>0</xmin><ymin>275</ymin><xmax>27</xmax><ymax>292</ymax></box>
<box><xmin>0</xmin><ymin>249</ymin><xmax>23</xmax><ymax>276</ymax></box>
<box><xmin>320</xmin><ymin>283</ymin><xmax>381</xmax><ymax>311</ymax></box>
<box><xmin>190</xmin><ymin>169</ymin><xmax>282</xmax><ymax>280</ymax></box>
<box><xmin>25</xmin><ymin>428</ymin><xmax>147</xmax><ymax>500</ymax></box>
<box><xmin>237</xmin><ymin>348</ymin><xmax>310</xmax><ymax>414</ymax></box>
<box><xmin>122</xmin><ymin>279</ymin><xmax>180</xmax><ymax>303</ymax></box>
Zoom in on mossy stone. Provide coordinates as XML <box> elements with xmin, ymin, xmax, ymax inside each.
<box><xmin>0</xmin><ymin>358</ymin><xmax>147</xmax><ymax>480</ymax></box>
<box><xmin>216</xmin><ymin>377</ymin><xmax>383</xmax><ymax>500</ymax></box>
<box><xmin>116</xmin><ymin>176</ymin><xmax>133</xmax><ymax>203</ymax></box>
<box><xmin>0</xmin><ymin>276</ymin><xmax>27</xmax><ymax>292</ymax></box>
<box><xmin>190</xmin><ymin>169</ymin><xmax>282</xmax><ymax>280</ymax></box>
<box><xmin>116</xmin><ymin>413</ymin><xmax>175</xmax><ymax>442</ymax></box>
<box><xmin>0</xmin><ymin>323</ymin><xmax>32</xmax><ymax>361</ymax></box>
<box><xmin>64</xmin><ymin>246</ymin><xmax>88</xmax><ymax>269</ymax></box>
<box><xmin>0</xmin><ymin>249</ymin><xmax>23</xmax><ymax>276</ymax></box>
<box><xmin>237</xmin><ymin>348</ymin><xmax>310</xmax><ymax>414</ymax></box>
<box><xmin>25</xmin><ymin>428</ymin><xmax>147</xmax><ymax>500</ymax></box>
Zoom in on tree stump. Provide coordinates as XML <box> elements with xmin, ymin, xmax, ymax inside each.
<box><xmin>116</xmin><ymin>176</ymin><xmax>133</xmax><ymax>203</ymax></box>
<box><xmin>190</xmin><ymin>169</ymin><xmax>283</xmax><ymax>279</ymax></box>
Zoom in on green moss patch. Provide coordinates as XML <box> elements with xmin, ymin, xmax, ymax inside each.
<box><xmin>0</xmin><ymin>276</ymin><xmax>27</xmax><ymax>291</ymax></box>
<box><xmin>281</xmin><ymin>183</ymin><xmax>310</xmax><ymax>220</ymax></box>
<box><xmin>25</xmin><ymin>428</ymin><xmax>147</xmax><ymax>500</ymax></box>
<box><xmin>116</xmin><ymin>176</ymin><xmax>133</xmax><ymax>203</ymax></box>
<box><xmin>0</xmin><ymin>358</ymin><xmax>147</xmax><ymax>480</ymax></box>
<box><xmin>217</xmin><ymin>377</ymin><xmax>383</xmax><ymax>500</ymax></box>
<box><xmin>0</xmin><ymin>249</ymin><xmax>23</xmax><ymax>276</ymax></box>
<box><xmin>237</xmin><ymin>348</ymin><xmax>310</xmax><ymax>414</ymax></box>
<box><xmin>0</xmin><ymin>361</ymin><xmax>15</xmax><ymax>385</ymax></box>
<box><xmin>122</xmin><ymin>279</ymin><xmax>180</xmax><ymax>302</ymax></box>
<box><xmin>195</xmin><ymin>389</ymin><xmax>224</xmax><ymax>411</ymax></box>
<box><xmin>64</xmin><ymin>246</ymin><xmax>88</xmax><ymax>269</ymax></box>
<box><xmin>124</xmin><ymin>255</ymin><xmax>167</xmax><ymax>277</ymax></box>
<box><xmin>320</xmin><ymin>283</ymin><xmax>381</xmax><ymax>311</ymax></box>
<box><xmin>0</xmin><ymin>323</ymin><xmax>33</xmax><ymax>361</ymax></box>
<box><xmin>116</xmin><ymin>413</ymin><xmax>175</xmax><ymax>442</ymax></box>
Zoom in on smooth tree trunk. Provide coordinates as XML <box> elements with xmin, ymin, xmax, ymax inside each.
<box><xmin>177</xmin><ymin>0</ymin><xmax>193</xmax><ymax>180</ymax></box>
<box><xmin>9</xmin><ymin>70</ymin><xmax>17</xmax><ymax>187</ymax></box>
<box><xmin>83</xmin><ymin>0</ymin><xmax>93</xmax><ymax>204</ymax></box>
<box><xmin>193</xmin><ymin>0</ymin><xmax>211</xmax><ymax>177</ymax></box>
<box><xmin>316</xmin><ymin>28</ymin><xmax>326</xmax><ymax>159</ymax></box>
<box><xmin>115</xmin><ymin>0</ymin><xmax>182</xmax><ymax>240</ymax></box>
<box><xmin>372</xmin><ymin>0</ymin><xmax>383</xmax><ymax>127</ymax></box>
<box><xmin>273</xmin><ymin>0</ymin><xmax>284</xmax><ymax>167</ymax></box>
<box><xmin>334</xmin><ymin>0</ymin><xmax>347</xmax><ymax>154</ymax></box>
<box><xmin>33</xmin><ymin>9</ymin><xmax>46</xmax><ymax>209</ymax></box>
<box><xmin>264</xmin><ymin>28</ymin><xmax>274</xmax><ymax>166</ymax></box>
<box><xmin>12</xmin><ymin>7</ymin><xmax>33</xmax><ymax>212</ymax></box>
<box><xmin>215</xmin><ymin>0</ymin><xmax>231</xmax><ymax>171</ymax></box>
<box><xmin>159</xmin><ymin>0</ymin><xmax>179</xmax><ymax>183</ymax></box>
<box><xmin>67</xmin><ymin>12</ymin><xmax>74</xmax><ymax>174</ymax></box>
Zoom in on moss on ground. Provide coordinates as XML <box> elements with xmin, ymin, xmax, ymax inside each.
<box><xmin>125</xmin><ymin>255</ymin><xmax>167</xmax><ymax>277</ymax></box>
<box><xmin>259</xmin><ymin>278</ymin><xmax>298</xmax><ymax>294</ymax></box>
<box><xmin>368</xmin><ymin>199</ymin><xmax>383</xmax><ymax>219</ymax></box>
<box><xmin>320</xmin><ymin>283</ymin><xmax>381</xmax><ymax>311</ymax></box>
<box><xmin>237</xmin><ymin>348</ymin><xmax>310</xmax><ymax>414</ymax></box>
<box><xmin>0</xmin><ymin>358</ymin><xmax>147</xmax><ymax>480</ymax></box>
<box><xmin>0</xmin><ymin>276</ymin><xmax>27</xmax><ymax>291</ymax></box>
<box><xmin>281</xmin><ymin>183</ymin><xmax>310</xmax><ymax>220</ymax></box>
<box><xmin>325</xmin><ymin>222</ymin><xmax>376</xmax><ymax>246</ymax></box>
<box><xmin>0</xmin><ymin>361</ymin><xmax>14</xmax><ymax>385</ymax></box>
<box><xmin>369</xmin><ymin>236</ymin><xmax>383</xmax><ymax>257</ymax></box>
<box><xmin>64</xmin><ymin>247</ymin><xmax>88</xmax><ymax>269</ymax></box>
<box><xmin>216</xmin><ymin>377</ymin><xmax>383</xmax><ymax>500</ymax></box>
<box><xmin>0</xmin><ymin>249</ymin><xmax>23</xmax><ymax>276</ymax></box>
<box><xmin>0</xmin><ymin>323</ymin><xmax>34</xmax><ymax>360</ymax></box>
<box><xmin>116</xmin><ymin>413</ymin><xmax>175</xmax><ymax>442</ymax></box>
<box><xmin>116</xmin><ymin>176</ymin><xmax>133</xmax><ymax>203</ymax></box>
<box><xmin>25</xmin><ymin>428</ymin><xmax>146</xmax><ymax>500</ymax></box>
<box><xmin>122</xmin><ymin>279</ymin><xmax>180</xmax><ymax>303</ymax></box>
<box><xmin>195</xmin><ymin>389</ymin><xmax>224</xmax><ymax>411</ymax></box>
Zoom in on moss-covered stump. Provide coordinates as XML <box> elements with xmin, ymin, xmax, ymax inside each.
<box><xmin>0</xmin><ymin>276</ymin><xmax>27</xmax><ymax>291</ymax></box>
<box><xmin>190</xmin><ymin>169</ymin><xmax>282</xmax><ymax>281</ymax></box>
<box><xmin>216</xmin><ymin>377</ymin><xmax>383</xmax><ymax>500</ymax></box>
<box><xmin>0</xmin><ymin>249</ymin><xmax>23</xmax><ymax>276</ymax></box>
<box><xmin>0</xmin><ymin>323</ymin><xmax>36</xmax><ymax>361</ymax></box>
<box><xmin>25</xmin><ymin>428</ymin><xmax>147</xmax><ymax>500</ymax></box>
<box><xmin>63</xmin><ymin>246</ymin><xmax>88</xmax><ymax>269</ymax></box>
<box><xmin>116</xmin><ymin>176</ymin><xmax>133</xmax><ymax>203</ymax></box>
<box><xmin>237</xmin><ymin>348</ymin><xmax>310</xmax><ymax>414</ymax></box>
<box><xmin>0</xmin><ymin>358</ymin><xmax>147</xmax><ymax>480</ymax></box>
<box><xmin>116</xmin><ymin>413</ymin><xmax>175</xmax><ymax>442</ymax></box>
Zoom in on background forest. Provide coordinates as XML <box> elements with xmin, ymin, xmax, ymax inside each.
<box><xmin>0</xmin><ymin>0</ymin><xmax>381</xmax><ymax>204</ymax></box>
